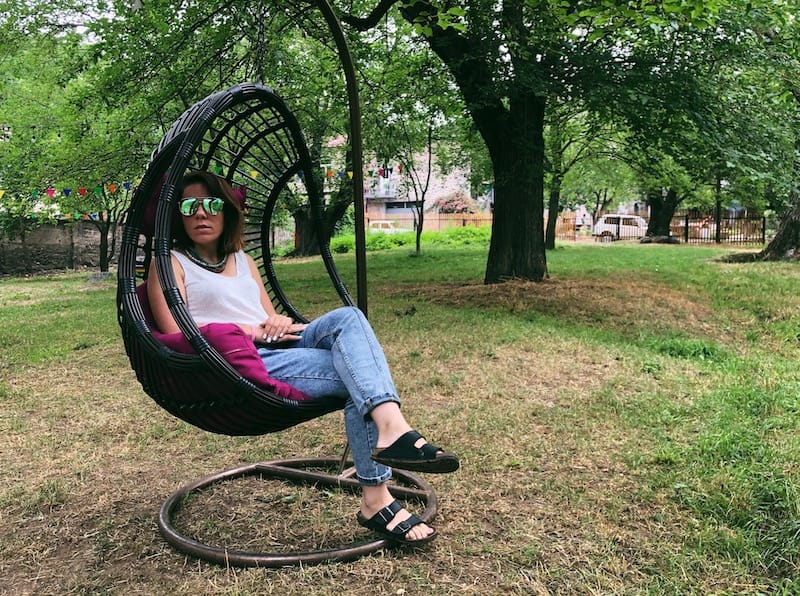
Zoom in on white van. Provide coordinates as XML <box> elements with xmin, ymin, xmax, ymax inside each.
<box><xmin>593</xmin><ymin>214</ymin><xmax>648</xmax><ymax>241</ymax></box>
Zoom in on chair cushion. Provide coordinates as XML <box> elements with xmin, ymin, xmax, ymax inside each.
<box><xmin>135</xmin><ymin>282</ymin><xmax>311</xmax><ymax>401</ymax></box>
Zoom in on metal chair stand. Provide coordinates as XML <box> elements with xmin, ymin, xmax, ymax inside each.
<box><xmin>158</xmin><ymin>457</ymin><xmax>438</xmax><ymax>567</ymax></box>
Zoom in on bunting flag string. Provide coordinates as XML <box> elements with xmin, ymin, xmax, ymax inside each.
<box><xmin>0</xmin><ymin>181</ymin><xmax>136</xmax><ymax>201</ymax></box>
<box><xmin>0</xmin><ymin>164</ymin><xmax>407</xmax><ymax>203</ymax></box>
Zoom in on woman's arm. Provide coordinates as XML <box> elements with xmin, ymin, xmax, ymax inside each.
<box><xmin>246</xmin><ymin>253</ymin><xmax>278</xmax><ymax>318</ymax></box>
<box><xmin>146</xmin><ymin>256</ymin><xmax>186</xmax><ymax>335</ymax></box>
<box><xmin>245</xmin><ymin>253</ymin><xmax>305</xmax><ymax>342</ymax></box>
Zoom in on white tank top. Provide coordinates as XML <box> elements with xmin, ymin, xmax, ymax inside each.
<box><xmin>172</xmin><ymin>249</ymin><xmax>269</xmax><ymax>327</ymax></box>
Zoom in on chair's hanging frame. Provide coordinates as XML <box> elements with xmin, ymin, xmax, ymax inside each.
<box><xmin>118</xmin><ymin>81</ymin><xmax>439</xmax><ymax>568</ymax></box>
<box><xmin>114</xmin><ymin>3</ymin><xmax>438</xmax><ymax>567</ymax></box>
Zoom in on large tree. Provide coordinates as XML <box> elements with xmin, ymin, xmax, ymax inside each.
<box><xmin>0</xmin><ymin>4</ymin><xmax>161</xmax><ymax>271</ymax></box>
<box><xmin>589</xmin><ymin>3</ymin><xmax>796</xmax><ymax>239</ymax></box>
<box><xmin>753</xmin><ymin>5</ymin><xmax>800</xmax><ymax>260</ymax></box>
<box><xmin>543</xmin><ymin>105</ymin><xmax>617</xmax><ymax>248</ymax></box>
<box><xmin>342</xmin><ymin>0</ymin><xmax>738</xmax><ymax>282</ymax></box>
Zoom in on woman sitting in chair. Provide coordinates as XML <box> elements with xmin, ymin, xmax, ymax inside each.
<box><xmin>147</xmin><ymin>170</ymin><xmax>459</xmax><ymax>545</ymax></box>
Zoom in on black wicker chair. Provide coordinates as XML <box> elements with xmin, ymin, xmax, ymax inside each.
<box><xmin>117</xmin><ymin>83</ymin><xmax>436</xmax><ymax>567</ymax></box>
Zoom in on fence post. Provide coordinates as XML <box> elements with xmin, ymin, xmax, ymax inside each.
<box><xmin>684</xmin><ymin>213</ymin><xmax>689</xmax><ymax>243</ymax></box>
<box><xmin>762</xmin><ymin>216</ymin><xmax>766</xmax><ymax>244</ymax></box>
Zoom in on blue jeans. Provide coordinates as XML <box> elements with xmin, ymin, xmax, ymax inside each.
<box><xmin>257</xmin><ymin>306</ymin><xmax>400</xmax><ymax>486</ymax></box>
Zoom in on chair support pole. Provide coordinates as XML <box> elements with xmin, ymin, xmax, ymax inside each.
<box><xmin>313</xmin><ymin>0</ymin><xmax>368</xmax><ymax>317</ymax></box>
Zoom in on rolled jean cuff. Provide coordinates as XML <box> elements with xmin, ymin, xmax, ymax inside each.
<box><xmin>357</xmin><ymin>468</ymin><xmax>393</xmax><ymax>486</ymax></box>
<box><xmin>363</xmin><ymin>393</ymin><xmax>401</xmax><ymax>417</ymax></box>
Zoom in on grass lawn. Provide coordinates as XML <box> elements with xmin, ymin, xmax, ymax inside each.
<box><xmin>1</xmin><ymin>241</ymin><xmax>799</xmax><ymax>594</ymax></box>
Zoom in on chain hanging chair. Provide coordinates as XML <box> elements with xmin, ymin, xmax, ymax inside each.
<box><xmin>116</xmin><ymin>83</ymin><xmax>436</xmax><ymax>567</ymax></box>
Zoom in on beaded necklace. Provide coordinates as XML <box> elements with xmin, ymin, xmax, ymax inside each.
<box><xmin>184</xmin><ymin>246</ymin><xmax>228</xmax><ymax>273</ymax></box>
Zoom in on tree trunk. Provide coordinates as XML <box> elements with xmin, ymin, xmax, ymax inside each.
<box><xmin>109</xmin><ymin>221</ymin><xmax>118</xmax><ymax>264</ymax></box>
<box><xmin>645</xmin><ymin>188</ymin><xmax>681</xmax><ymax>239</ymax></box>
<box><xmin>99</xmin><ymin>223</ymin><xmax>109</xmax><ymax>272</ymax></box>
<box><xmin>293</xmin><ymin>147</ymin><xmax>353</xmax><ymax>257</ymax></box>
<box><xmin>760</xmin><ymin>197</ymin><xmax>800</xmax><ymax>260</ymax></box>
<box><xmin>592</xmin><ymin>189</ymin><xmax>610</xmax><ymax>223</ymax></box>
<box><xmin>415</xmin><ymin>208</ymin><xmax>424</xmax><ymax>255</ymax></box>
<box><xmin>482</xmin><ymin>97</ymin><xmax>548</xmax><ymax>283</ymax></box>
<box><xmin>89</xmin><ymin>218</ymin><xmax>112</xmax><ymax>272</ymax></box>
<box><xmin>545</xmin><ymin>115</ymin><xmax>566</xmax><ymax>250</ymax></box>
<box><xmin>293</xmin><ymin>209</ymin><xmax>320</xmax><ymax>256</ymax></box>
<box><xmin>760</xmin><ymin>131</ymin><xmax>800</xmax><ymax>259</ymax></box>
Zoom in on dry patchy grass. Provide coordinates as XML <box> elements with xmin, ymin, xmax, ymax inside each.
<box><xmin>391</xmin><ymin>274</ymin><xmax>719</xmax><ymax>338</ymax></box>
<box><xmin>0</xmin><ymin>266</ymin><xmax>780</xmax><ymax>595</ymax></box>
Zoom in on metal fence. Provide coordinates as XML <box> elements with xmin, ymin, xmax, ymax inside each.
<box><xmin>367</xmin><ymin>212</ymin><xmax>576</xmax><ymax>239</ymax></box>
<box><xmin>365</xmin><ymin>210</ymin><xmax>766</xmax><ymax>245</ymax></box>
<box><xmin>370</xmin><ymin>213</ymin><xmax>492</xmax><ymax>232</ymax></box>
<box><xmin>669</xmin><ymin>211</ymin><xmax>766</xmax><ymax>244</ymax></box>
<box><xmin>582</xmin><ymin>210</ymin><xmax>766</xmax><ymax>244</ymax></box>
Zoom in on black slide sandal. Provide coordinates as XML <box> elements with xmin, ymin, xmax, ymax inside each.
<box><xmin>356</xmin><ymin>499</ymin><xmax>437</xmax><ymax>545</ymax></box>
<box><xmin>371</xmin><ymin>430</ymin><xmax>460</xmax><ymax>473</ymax></box>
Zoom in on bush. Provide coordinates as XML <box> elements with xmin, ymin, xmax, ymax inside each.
<box><xmin>326</xmin><ymin>226</ymin><xmax>491</xmax><ymax>254</ymax></box>
<box><xmin>365</xmin><ymin>231</ymin><xmax>411</xmax><ymax>251</ymax></box>
<box><xmin>438</xmin><ymin>225</ymin><xmax>491</xmax><ymax>246</ymax></box>
<box><xmin>330</xmin><ymin>236</ymin><xmax>354</xmax><ymax>254</ymax></box>
<box><xmin>270</xmin><ymin>242</ymin><xmax>296</xmax><ymax>257</ymax></box>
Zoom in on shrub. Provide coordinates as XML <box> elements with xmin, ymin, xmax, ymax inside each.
<box><xmin>440</xmin><ymin>225</ymin><xmax>491</xmax><ymax>246</ymax></box>
<box><xmin>327</xmin><ymin>225</ymin><xmax>490</xmax><ymax>254</ymax></box>
<box><xmin>365</xmin><ymin>232</ymin><xmax>401</xmax><ymax>251</ymax></box>
<box><xmin>330</xmin><ymin>236</ymin><xmax>354</xmax><ymax>254</ymax></box>
<box><xmin>426</xmin><ymin>225</ymin><xmax>491</xmax><ymax>247</ymax></box>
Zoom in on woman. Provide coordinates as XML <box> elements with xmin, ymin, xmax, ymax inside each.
<box><xmin>148</xmin><ymin>170</ymin><xmax>459</xmax><ymax>544</ymax></box>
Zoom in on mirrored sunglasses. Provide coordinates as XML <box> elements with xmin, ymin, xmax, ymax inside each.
<box><xmin>179</xmin><ymin>197</ymin><xmax>225</xmax><ymax>217</ymax></box>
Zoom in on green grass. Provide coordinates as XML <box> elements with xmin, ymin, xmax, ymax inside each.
<box><xmin>2</xmin><ymin>242</ymin><xmax>800</xmax><ymax>593</ymax></box>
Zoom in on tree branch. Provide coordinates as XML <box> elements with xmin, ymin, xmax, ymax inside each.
<box><xmin>338</xmin><ymin>0</ymin><xmax>400</xmax><ymax>30</ymax></box>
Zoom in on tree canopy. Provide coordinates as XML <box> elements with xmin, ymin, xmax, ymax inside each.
<box><xmin>2</xmin><ymin>0</ymin><xmax>800</xmax><ymax>272</ymax></box>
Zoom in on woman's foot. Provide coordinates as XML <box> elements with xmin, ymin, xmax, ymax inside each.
<box><xmin>372</xmin><ymin>429</ymin><xmax>460</xmax><ymax>474</ymax></box>
<box><xmin>357</xmin><ymin>497</ymin><xmax>436</xmax><ymax>544</ymax></box>
<box><xmin>369</xmin><ymin>404</ymin><xmax>459</xmax><ymax>473</ymax></box>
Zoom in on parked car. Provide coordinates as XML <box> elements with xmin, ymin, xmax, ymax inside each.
<box><xmin>368</xmin><ymin>220</ymin><xmax>411</xmax><ymax>234</ymax></box>
<box><xmin>593</xmin><ymin>214</ymin><xmax>648</xmax><ymax>241</ymax></box>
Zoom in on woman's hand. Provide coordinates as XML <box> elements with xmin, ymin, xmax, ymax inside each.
<box><xmin>257</xmin><ymin>315</ymin><xmax>306</xmax><ymax>344</ymax></box>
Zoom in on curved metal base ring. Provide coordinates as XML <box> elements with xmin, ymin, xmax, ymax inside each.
<box><xmin>158</xmin><ymin>457</ymin><xmax>438</xmax><ymax>568</ymax></box>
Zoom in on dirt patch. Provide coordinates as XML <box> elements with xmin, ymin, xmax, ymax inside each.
<box><xmin>388</xmin><ymin>276</ymin><xmax>719</xmax><ymax>337</ymax></box>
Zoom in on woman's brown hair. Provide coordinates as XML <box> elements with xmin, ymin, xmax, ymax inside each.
<box><xmin>173</xmin><ymin>170</ymin><xmax>245</xmax><ymax>254</ymax></box>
